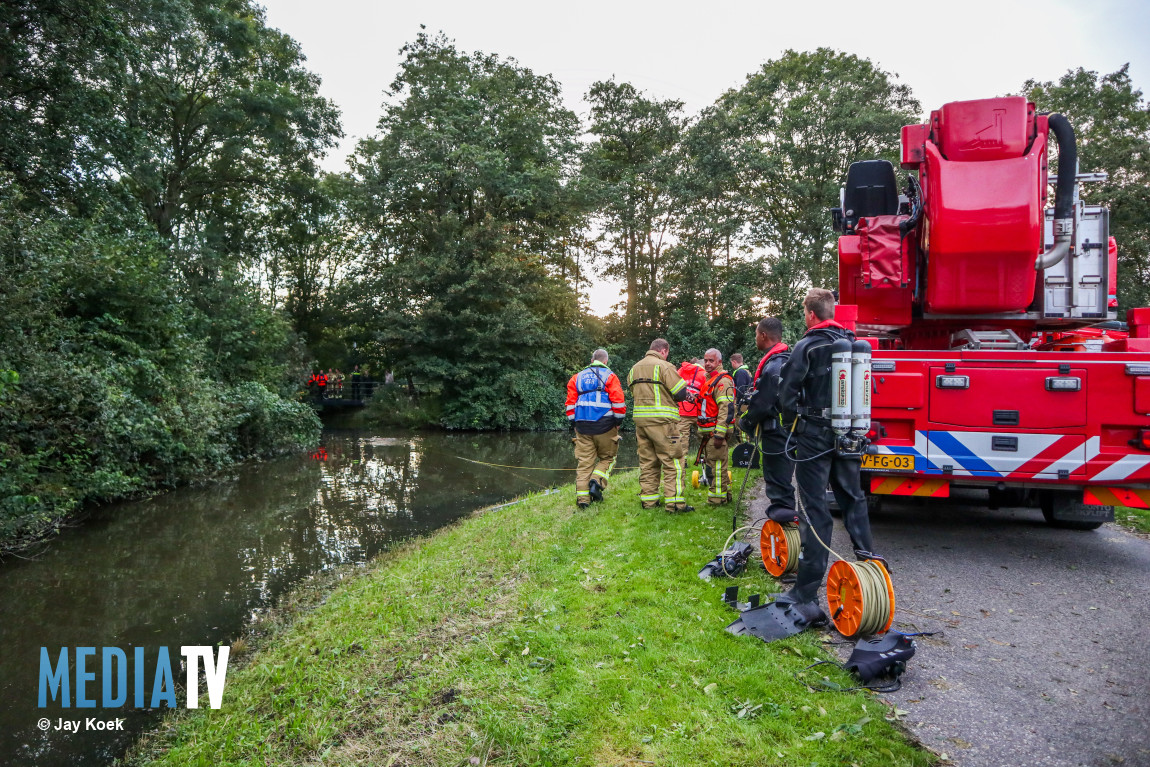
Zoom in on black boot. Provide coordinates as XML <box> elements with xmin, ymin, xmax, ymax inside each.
<box><xmin>589</xmin><ymin>480</ymin><xmax>604</xmax><ymax>503</ymax></box>
<box><xmin>791</xmin><ymin>600</ymin><xmax>828</xmax><ymax>628</ymax></box>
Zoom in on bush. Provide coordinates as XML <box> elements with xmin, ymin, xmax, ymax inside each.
<box><xmin>0</xmin><ymin>187</ymin><xmax>321</xmax><ymax>551</ymax></box>
<box><xmin>222</xmin><ymin>382</ymin><xmax>322</xmax><ymax>458</ymax></box>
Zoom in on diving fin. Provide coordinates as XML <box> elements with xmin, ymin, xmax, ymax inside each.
<box><xmin>725</xmin><ymin>601</ymin><xmax>810</xmax><ymax>642</ymax></box>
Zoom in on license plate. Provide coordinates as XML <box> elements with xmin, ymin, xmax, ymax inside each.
<box><xmin>861</xmin><ymin>453</ymin><xmax>915</xmax><ymax>471</ymax></box>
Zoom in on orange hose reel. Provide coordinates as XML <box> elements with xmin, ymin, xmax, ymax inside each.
<box><xmin>759</xmin><ymin>519</ymin><xmax>800</xmax><ymax>577</ymax></box>
<box><xmin>826</xmin><ymin>559</ymin><xmax>895</xmax><ymax>638</ymax></box>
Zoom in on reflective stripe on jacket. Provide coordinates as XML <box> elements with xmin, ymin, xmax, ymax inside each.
<box><xmin>627</xmin><ymin>350</ymin><xmax>686</xmax><ymax>422</ymax></box>
<box><xmin>565</xmin><ymin>362</ymin><xmax>626</xmax><ymax>427</ymax></box>
<box><xmin>698</xmin><ymin>370</ymin><xmax>735</xmax><ymax>436</ymax></box>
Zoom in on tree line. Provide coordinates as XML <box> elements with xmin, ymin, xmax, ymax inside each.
<box><xmin>2</xmin><ymin>2</ymin><xmax>1149</xmax><ymax>544</ymax></box>
<box><xmin>337</xmin><ymin>33</ymin><xmax>1150</xmax><ymax>429</ymax></box>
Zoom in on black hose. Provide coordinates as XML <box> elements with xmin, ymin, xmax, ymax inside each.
<box><xmin>899</xmin><ymin>174</ymin><xmax>923</xmax><ymax>238</ymax></box>
<box><xmin>1047</xmin><ymin>113</ymin><xmax>1077</xmax><ymax>221</ymax></box>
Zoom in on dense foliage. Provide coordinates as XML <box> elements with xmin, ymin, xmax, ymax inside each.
<box><xmin>0</xmin><ymin>0</ymin><xmax>331</xmax><ymax>548</ymax></box>
<box><xmin>346</xmin><ymin>34</ymin><xmax>588</xmax><ymax>429</ymax></box>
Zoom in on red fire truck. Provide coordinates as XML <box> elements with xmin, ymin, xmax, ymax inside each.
<box><xmin>833</xmin><ymin>96</ymin><xmax>1150</xmax><ymax>529</ymax></box>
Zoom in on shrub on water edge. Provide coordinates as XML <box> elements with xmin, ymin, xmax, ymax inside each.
<box><xmin>0</xmin><ymin>186</ymin><xmax>322</xmax><ymax>550</ymax></box>
<box><xmin>221</xmin><ymin>382</ymin><xmax>322</xmax><ymax>459</ymax></box>
<box><xmin>0</xmin><ymin>369</ymin><xmax>322</xmax><ymax>549</ymax></box>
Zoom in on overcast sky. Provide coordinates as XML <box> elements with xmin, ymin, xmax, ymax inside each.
<box><xmin>259</xmin><ymin>0</ymin><xmax>1150</xmax><ymax>314</ymax></box>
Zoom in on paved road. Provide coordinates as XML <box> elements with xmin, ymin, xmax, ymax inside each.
<box><xmin>746</xmin><ymin>484</ymin><xmax>1150</xmax><ymax>767</ymax></box>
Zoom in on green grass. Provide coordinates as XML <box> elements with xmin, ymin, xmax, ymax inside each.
<box><xmin>1115</xmin><ymin>505</ymin><xmax>1150</xmax><ymax>534</ymax></box>
<box><xmin>126</xmin><ymin>466</ymin><xmax>933</xmax><ymax>767</ymax></box>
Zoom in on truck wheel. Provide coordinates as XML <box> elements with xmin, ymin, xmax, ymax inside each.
<box><xmin>1039</xmin><ymin>491</ymin><xmax>1107</xmax><ymax>530</ymax></box>
<box><xmin>1040</xmin><ymin>507</ymin><xmax>1104</xmax><ymax>530</ymax></box>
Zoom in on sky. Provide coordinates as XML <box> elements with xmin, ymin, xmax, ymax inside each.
<box><xmin>258</xmin><ymin>0</ymin><xmax>1150</xmax><ymax>314</ymax></box>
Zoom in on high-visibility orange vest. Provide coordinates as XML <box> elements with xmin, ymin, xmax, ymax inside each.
<box><xmin>698</xmin><ymin>371</ymin><xmax>734</xmax><ymax>428</ymax></box>
<box><xmin>677</xmin><ymin>363</ymin><xmax>705</xmax><ymax>418</ymax></box>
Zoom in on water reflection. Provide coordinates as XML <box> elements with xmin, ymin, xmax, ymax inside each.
<box><xmin>0</xmin><ymin>429</ymin><xmax>637</xmax><ymax>766</ymax></box>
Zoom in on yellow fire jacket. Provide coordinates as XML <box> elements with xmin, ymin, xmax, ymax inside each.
<box><xmin>626</xmin><ymin>350</ymin><xmax>687</xmax><ymax>423</ymax></box>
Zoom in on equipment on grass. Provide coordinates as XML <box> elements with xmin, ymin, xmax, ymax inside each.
<box><xmin>731</xmin><ymin>442</ymin><xmax>760</xmax><ymax>468</ymax></box>
<box><xmin>722</xmin><ymin>585</ymin><xmax>828</xmax><ymax>642</ymax></box>
<box><xmin>845</xmin><ymin>631</ymin><xmax>917</xmax><ymax>684</ymax></box>
<box><xmin>698</xmin><ymin>541</ymin><xmax>754</xmax><ymax>579</ymax></box>
<box><xmin>691</xmin><ymin>466</ymin><xmax>733</xmax><ymax>489</ymax></box>
<box><xmin>759</xmin><ymin>519</ymin><xmax>800</xmax><ymax>577</ymax></box>
<box><xmin>725</xmin><ymin>602</ymin><xmax>811</xmax><ymax>642</ymax></box>
<box><xmin>795</xmin><ymin>631</ymin><xmax>926</xmax><ymax>693</ymax></box>
<box><xmin>826</xmin><ymin>558</ymin><xmax>895</xmax><ymax>638</ymax></box>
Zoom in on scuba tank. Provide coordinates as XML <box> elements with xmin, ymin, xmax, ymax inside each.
<box><xmin>827</xmin><ymin>337</ymin><xmax>871</xmax><ymax>455</ymax></box>
<box><xmin>850</xmin><ymin>339</ymin><xmax>872</xmax><ymax>434</ymax></box>
<box><xmin>830</xmin><ymin>338</ymin><xmax>853</xmax><ymax>435</ymax></box>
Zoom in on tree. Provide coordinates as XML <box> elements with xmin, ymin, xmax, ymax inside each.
<box><xmin>1025</xmin><ymin>65</ymin><xmax>1150</xmax><ymax>312</ymax></box>
<box><xmin>106</xmin><ymin>0</ymin><xmax>341</xmax><ymax>259</ymax></box>
<box><xmin>349</xmin><ymin>32</ymin><xmax>588</xmax><ymax>428</ymax></box>
<box><xmin>259</xmin><ymin>171</ymin><xmax>356</xmax><ymax>347</ymax></box>
<box><xmin>716</xmin><ymin>49</ymin><xmax>920</xmax><ymax>318</ymax></box>
<box><xmin>0</xmin><ymin>0</ymin><xmax>134</xmax><ymax>211</ymax></box>
<box><xmin>0</xmin><ymin>0</ymin><xmax>335</xmax><ymax>547</ymax></box>
<box><xmin>583</xmin><ymin>80</ymin><xmax>684</xmax><ymax>336</ymax></box>
<box><xmin>660</xmin><ymin>106</ymin><xmax>763</xmax><ymax>358</ymax></box>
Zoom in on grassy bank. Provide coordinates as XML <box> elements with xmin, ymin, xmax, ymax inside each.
<box><xmin>1116</xmin><ymin>505</ymin><xmax>1150</xmax><ymax>534</ymax></box>
<box><xmin>127</xmin><ymin>468</ymin><xmax>932</xmax><ymax>767</ymax></box>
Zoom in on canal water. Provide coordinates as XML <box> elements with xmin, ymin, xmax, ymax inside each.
<box><xmin>0</xmin><ymin>427</ymin><xmax>639</xmax><ymax>766</ymax></box>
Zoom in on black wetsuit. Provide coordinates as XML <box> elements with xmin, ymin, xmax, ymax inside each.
<box><xmin>740</xmin><ymin>346</ymin><xmax>794</xmax><ymax>516</ymax></box>
<box><xmin>779</xmin><ymin>323</ymin><xmax>875</xmax><ymax>605</ymax></box>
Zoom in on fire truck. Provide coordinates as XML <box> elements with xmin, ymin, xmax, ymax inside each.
<box><xmin>832</xmin><ymin>96</ymin><xmax>1150</xmax><ymax>530</ymax></box>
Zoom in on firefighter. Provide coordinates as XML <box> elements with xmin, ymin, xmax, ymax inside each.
<box><xmin>730</xmin><ymin>353</ymin><xmax>752</xmax><ymax>442</ymax></box>
<box><xmin>677</xmin><ymin>357</ymin><xmax>706</xmax><ymax>453</ymax></box>
<box><xmin>565</xmin><ymin>349</ymin><xmax>627</xmax><ymax>509</ymax></box>
<box><xmin>350</xmin><ymin>365</ymin><xmax>362</xmax><ymax>400</ymax></box>
<box><xmin>778</xmin><ymin>288</ymin><xmax>879</xmax><ymax>625</ymax></box>
<box><xmin>698</xmin><ymin>348</ymin><xmax>735</xmax><ymax>505</ymax></box>
<box><xmin>738</xmin><ymin>317</ymin><xmax>795</xmax><ymax>522</ymax></box>
<box><xmin>627</xmin><ymin>338</ymin><xmax>693</xmax><ymax>512</ymax></box>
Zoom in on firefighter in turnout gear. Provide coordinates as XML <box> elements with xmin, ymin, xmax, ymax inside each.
<box><xmin>627</xmin><ymin>338</ymin><xmax>693</xmax><ymax>512</ymax></box>
<box><xmin>738</xmin><ymin>317</ymin><xmax>795</xmax><ymax>522</ymax></box>
<box><xmin>566</xmin><ymin>349</ymin><xmax>627</xmax><ymax>509</ymax></box>
<box><xmin>777</xmin><ymin>288</ymin><xmax>878</xmax><ymax>626</ymax></box>
<box><xmin>698</xmin><ymin>348</ymin><xmax>735</xmax><ymax>505</ymax></box>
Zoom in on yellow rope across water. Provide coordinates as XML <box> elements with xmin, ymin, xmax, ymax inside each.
<box><xmin>453</xmin><ymin>456</ymin><xmax>640</xmax><ymax>471</ymax></box>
